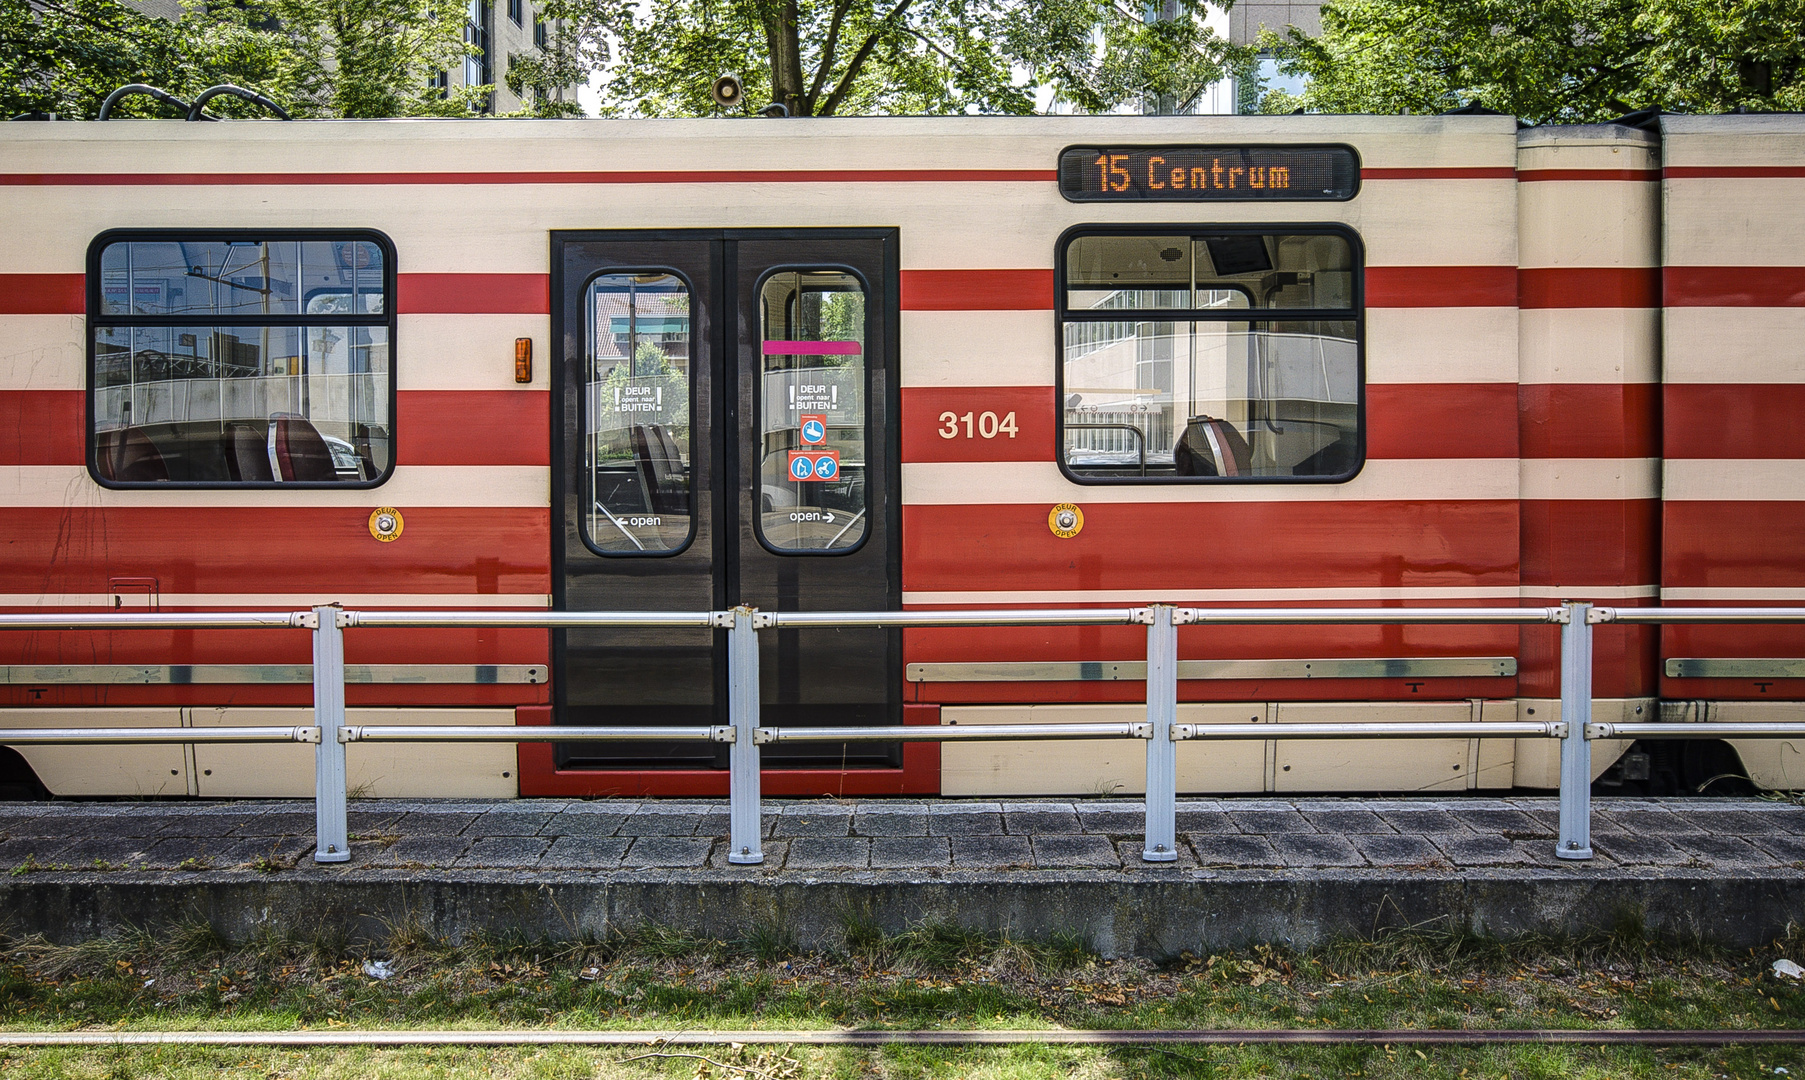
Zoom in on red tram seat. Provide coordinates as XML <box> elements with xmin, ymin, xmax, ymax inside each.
<box><xmin>224</xmin><ymin>422</ymin><xmax>275</xmax><ymax>481</ymax></box>
<box><xmin>93</xmin><ymin>426</ymin><xmax>168</xmax><ymax>482</ymax></box>
<box><xmin>1173</xmin><ymin>416</ymin><xmax>1253</xmax><ymax>477</ymax></box>
<box><xmin>267</xmin><ymin>413</ymin><xmax>338</xmax><ymax>482</ymax></box>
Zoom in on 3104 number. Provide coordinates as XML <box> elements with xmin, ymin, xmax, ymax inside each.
<box><xmin>938</xmin><ymin>411</ymin><xmax>1018</xmax><ymax>440</ymax></box>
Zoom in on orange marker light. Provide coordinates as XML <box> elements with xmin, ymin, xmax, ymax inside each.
<box><xmin>514</xmin><ymin>338</ymin><xmax>532</xmax><ymax>383</ymax></box>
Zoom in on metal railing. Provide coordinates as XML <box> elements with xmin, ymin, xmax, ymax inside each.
<box><xmin>7</xmin><ymin>601</ymin><xmax>1805</xmax><ymax>866</ymax></box>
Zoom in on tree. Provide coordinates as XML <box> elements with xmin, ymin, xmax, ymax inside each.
<box><xmin>1263</xmin><ymin>0</ymin><xmax>1804</xmax><ymax>124</ymax></box>
<box><xmin>1</xmin><ymin>0</ymin><xmax>486</xmax><ymax>120</ymax></box>
<box><xmin>534</xmin><ymin>0</ymin><xmax>1249</xmax><ymax>118</ymax></box>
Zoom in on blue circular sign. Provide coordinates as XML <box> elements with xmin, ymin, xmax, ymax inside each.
<box><xmin>801</xmin><ymin>419</ymin><xmax>825</xmax><ymax>444</ymax></box>
<box><xmin>789</xmin><ymin>455</ymin><xmax>815</xmax><ymax>480</ymax></box>
<box><xmin>814</xmin><ymin>455</ymin><xmax>838</xmax><ymax>480</ymax></box>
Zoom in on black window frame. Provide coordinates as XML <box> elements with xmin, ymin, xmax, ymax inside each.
<box><xmin>749</xmin><ymin>262</ymin><xmax>875</xmax><ymax>558</ymax></box>
<box><xmin>85</xmin><ymin>227</ymin><xmax>399</xmax><ymax>491</ymax></box>
<box><xmin>1054</xmin><ymin>222</ymin><xmax>1366</xmax><ymax>486</ymax></box>
<box><xmin>509</xmin><ymin>0</ymin><xmax>523</xmax><ymax>25</ymax></box>
<box><xmin>577</xmin><ymin>265</ymin><xmax>701</xmax><ymax>559</ymax></box>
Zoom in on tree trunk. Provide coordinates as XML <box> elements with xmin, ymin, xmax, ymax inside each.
<box><xmin>761</xmin><ymin>0</ymin><xmax>807</xmax><ymax>114</ymax></box>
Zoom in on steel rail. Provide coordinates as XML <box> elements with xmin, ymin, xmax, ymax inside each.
<box><xmin>0</xmin><ymin>612</ymin><xmax>309</xmax><ymax>630</ymax></box>
<box><xmin>1174</xmin><ymin>721</ymin><xmax>1565</xmax><ymax>741</ymax></box>
<box><xmin>341</xmin><ymin>611</ymin><xmax>720</xmax><ymax>629</ymax></box>
<box><xmin>341</xmin><ymin>725</ymin><xmax>731</xmax><ymax>743</ymax></box>
<box><xmin>767</xmin><ymin>608</ymin><xmax>1142</xmax><ymax>628</ymax></box>
<box><xmin>1589</xmin><ymin>721</ymin><xmax>1805</xmax><ymax>740</ymax></box>
<box><xmin>752</xmin><ymin>722</ymin><xmax>1149</xmax><ymax>745</ymax></box>
<box><xmin>1176</xmin><ymin>606</ymin><xmax>1566</xmax><ymax>626</ymax></box>
<box><xmin>3</xmin><ymin>1028</ymin><xmax>1803</xmax><ymax>1047</ymax></box>
<box><xmin>1598</xmin><ymin>606</ymin><xmax>1805</xmax><ymax>624</ymax></box>
<box><xmin>0</xmin><ymin>726</ymin><xmax>319</xmax><ymax>744</ymax></box>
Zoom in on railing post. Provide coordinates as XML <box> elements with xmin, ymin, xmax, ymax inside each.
<box><xmin>727</xmin><ymin>606</ymin><xmax>764</xmax><ymax>865</ymax></box>
<box><xmin>1557</xmin><ymin>601</ymin><xmax>1594</xmax><ymax>861</ymax></box>
<box><xmin>312</xmin><ymin>605</ymin><xmax>350</xmax><ymax>863</ymax></box>
<box><xmin>1142</xmin><ymin>605</ymin><xmax>1178</xmax><ymax>862</ymax></box>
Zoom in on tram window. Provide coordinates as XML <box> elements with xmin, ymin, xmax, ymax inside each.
<box><xmin>756</xmin><ymin>269</ymin><xmax>868</xmax><ymax>554</ymax></box>
<box><xmin>1059</xmin><ymin>229</ymin><xmax>1361</xmax><ymax>482</ymax></box>
<box><xmin>88</xmin><ymin>234</ymin><xmax>393</xmax><ymax>487</ymax></box>
<box><xmin>582</xmin><ymin>272</ymin><xmax>694</xmax><ymax>556</ymax></box>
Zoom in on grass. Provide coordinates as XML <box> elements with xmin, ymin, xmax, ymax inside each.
<box><xmin>1</xmin><ymin>920</ymin><xmax>1803</xmax><ymax>1077</ymax></box>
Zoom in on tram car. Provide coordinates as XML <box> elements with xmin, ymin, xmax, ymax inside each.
<box><xmin>1</xmin><ymin>111</ymin><xmax>1801</xmax><ymax>800</ymax></box>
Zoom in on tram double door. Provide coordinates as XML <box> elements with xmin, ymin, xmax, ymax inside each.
<box><xmin>551</xmin><ymin>230</ymin><xmax>901</xmax><ymax>768</ymax></box>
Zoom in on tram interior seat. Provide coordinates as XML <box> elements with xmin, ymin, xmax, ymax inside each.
<box><xmin>1173</xmin><ymin>416</ymin><xmax>1254</xmax><ymax>477</ymax></box>
<box><xmin>94</xmin><ymin>426</ymin><xmax>169</xmax><ymax>482</ymax></box>
<box><xmin>267</xmin><ymin>412</ymin><xmax>338</xmax><ymax>482</ymax></box>
<box><xmin>632</xmin><ymin>423</ymin><xmax>687</xmax><ymax>512</ymax></box>
<box><xmin>224</xmin><ymin>422</ymin><xmax>275</xmax><ymax>482</ymax></box>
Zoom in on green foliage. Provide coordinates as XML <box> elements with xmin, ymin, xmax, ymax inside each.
<box><xmin>571</xmin><ymin>0</ymin><xmax>1249</xmax><ymax>118</ymax></box>
<box><xmin>1264</xmin><ymin>0</ymin><xmax>1805</xmax><ymax>124</ymax></box>
<box><xmin>0</xmin><ymin>0</ymin><xmax>486</xmax><ymax>121</ymax></box>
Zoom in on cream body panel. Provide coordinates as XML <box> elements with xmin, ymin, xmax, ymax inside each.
<box><xmin>0</xmin><ymin>709</ymin><xmax>186</xmax><ymax>796</ymax></box>
<box><xmin>1661</xmin><ymin>115</ymin><xmax>1805</xmax><ymax>167</ymax></box>
<box><xmin>1663</xmin><ymin>309</ymin><xmax>1805</xmax><ymax>384</ymax></box>
<box><xmin>900</xmin><ymin>310</ymin><xmax>1052</xmax><ymax>388</ymax></box>
<box><xmin>1517</xmin><ymin>182</ymin><xmax>1659</xmax><ymax>269</ymax></box>
<box><xmin>1517</xmin><ymin>134</ymin><xmax>1659</xmax><ymax>175</ymax></box>
<box><xmin>1270</xmin><ymin>701</ymin><xmax>1472</xmax><ymax>793</ymax></box>
<box><xmin>1663</xmin><ymin>181</ymin><xmax>1805</xmax><ymax>267</ymax></box>
<box><xmin>1665</xmin><ymin>460</ymin><xmax>1805</xmax><ymax>501</ymax></box>
<box><xmin>1521</xmin><ymin>458</ymin><xmax>1661</xmax><ymax>502</ymax></box>
<box><xmin>1509</xmin><ymin>698</ymin><xmax>1646</xmax><ymax>787</ymax></box>
<box><xmin>1365</xmin><ymin>307</ymin><xmax>1518</xmax><ymax>384</ymax></box>
<box><xmin>939</xmin><ymin>704</ymin><xmax>1263</xmax><ymax>797</ymax></box>
<box><xmin>1704</xmin><ymin>702</ymin><xmax>1805</xmax><ymax>791</ymax></box>
<box><xmin>190</xmin><ymin>707</ymin><xmax>517</xmax><ymax>799</ymax></box>
<box><xmin>1519</xmin><ymin>308</ymin><xmax>1660</xmax><ymax>384</ymax></box>
<box><xmin>397</xmin><ymin>315</ymin><xmax>549</xmax><ymax>390</ymax></box>
<box><xmin>904</xmin><ymin>458</ymin><xmax>1517</xmax><ymax>506</ymax></box>
<box><xmin>0</xmin><ymin>315</ymin><xmax>85</xmax><ymax>390</ymax></box>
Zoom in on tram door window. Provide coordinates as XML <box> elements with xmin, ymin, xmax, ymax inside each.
<box><xmin>87</xmin><ymin>232</ymin><xmax>395</xmax><ymax>487</ymax></box>
<box><xmin>554</xmin><ymin>232</ymin><xmax>900</xmax><ymax>769</ymax></box>
<box><xmin>1058</xmin><ymin>228</ymin><xmax>1362</xmax><ymax>482</ymax></box>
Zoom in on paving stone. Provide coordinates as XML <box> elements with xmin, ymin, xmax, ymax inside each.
<box><xmin>391</xmin><ymin>812</ymin><xmax>481</xmax><ymax>836</ymax></box>
<box><xmin>543</xmin><ymin>812</ymin><xmax>632</xmax><ymax>837</ymax></box>
<box><xmin>540</xmin><ymin>836</ymin><xmax>631</xmax><ymax>868</ymax></box>
<box><xmin>44</xmin><ymin>837</ymin><xmax>148</xmax><ymax>867</ymax></box>
<box><xmin>1594</xmin><ymin>809</ymin><xmax>1707</xmax><ymax>836</ymax></box>
<box><xmin>235</xmin><ymin>836</ymin><xmax>315</xmax><ymax>867</ymax></box>
<box><xmin>694</xmin><ymin>812</ymin><xmax>731</xmax><ymax>837</ymax></box>
<box><xmin>229</xmin><ymin>812</ymin><xmax>316</xmax><ymax>838</ymax></box>
<box><xmin>1349</xmin><ymin>833</ymin><xmax>1444</xmax><ymax>867</ymax></box>
<box><xmin>1005</xmin><ymin>810</ymin><xmax>1083</xmax><ymax>835</ymax></box>
<box><xmin>928</xmin><ymin>812</ymin><xmax>1003</xmax><ymax>836</ymax></box>
<box><xmin>626</xmin><ymin>812</ymin><xmax>707</xmax><ymax>836</ymax></box>
<box><xmin>14</xmin><ymin>814</ymin><xmax>164</xmax><ymax>839</ymax></box>
<box><xmin>1115</xmin><ymin>840</ymin><xmax>1199</xmax><ymax>869</ymax></box>
<box><xmin>1668</xmin><ymin>833</ymin><xmax>1768</xmax><ymax>867</ymax></box>
<box><xmin>870</xmin><ymin>837</ymin><xmax>950</xmax><ymax>868</ymax></box>
<box><xmin>1186</xmin><ymin>834</ymin><xmax>1282</xmax><ymax>868</ymax></box>
<box><xmin>1031</xmin><ymin>834</ymin><xmax>1120</xmax><ymax>869</ymax></box>
<box><xmin>157</xmin><ymin>814</ymin><xmax>265</xmax><ymax>838</ymax></box>
<box><xmin>0</xmin><ymin>837</ymin><xmax>74</xmax><ymax>866</ymax></box>
<box><xmin>932</xmin><ymin>802</ymin><xmax>1002</xmax><ymax>813</ymax></box>
<box><xmin>456</xmin><ymin>837</ymin><xmax>551</xmax><ymax>868</ymax></box>
<box><xmin>772</xmin><ymin>811</ymin><xmax>853</xmax><ymax>838</ymax></box>
<box><xmin>785</xmin><ymin>838</ymin><xmax>870</xmax><ymax>870</ymax></box>
<box><xmin>467</xmin><ymin>811</ymin><xmax>556</xmax><ymax>837</ymax></box>
<box><xmin>1175</xmin><ymin>808</ymin><xmax>1242</xmax><ymax>833</ymax></box>
<box><xmin>622</xmin><ymin>837</ymin><xmax>712</xmax><ymax>868</ymax></box>
<box><xmin>1698</xmin><ymin>810</ymin><xmax>1805</xmax><ymax>838</ymax></box>
<box><xmin>1227</xmin><ymin>810</ymin><xmax>1316</xmax><ymax>835</ymax></box>
<box><xmin>1377</xmin><ymin>810</ymin><xmax>1475</xmax><ymax>837</ymax></box>
<box><xmin>706</xmin><ymin>839</ymin><xmax>788</xmax><ymax>869</ymax></box>
<box><xmin>852</xmin><ymin>812</ymin><xmax>929</xmax><ymax>837</ymax></box>
<box><xmin>1436</xmin><ymin>834</ymin><xmax>1534</xmax><ymax>866</ymax></box>
<box><xmin>1301</xmin><ymin>809</ymin><xmax>1392</xmax><ymax>835</ymax></box>
<box><xmin>367</xmin><ymin>837</ymin><xmax>470</xmax><ymax>867</ymax></box>
<box><xmin>950</xmin><ymin>835</ymin><xmax>1032</xmax><ymax>868</ymax></box>
<box><xmin>141</xmin><ymin>838</ymin><xmax>269</xmax><ymax>869</ymax></box>
<box><xmin>1269</xmin><ymin>833</ymin><xmax>1365</xmax><ymax>868</ymax></box>
<box><xmin>1450</xmin><ymin>808</ymin><xmax>1541</xmax><ymax>833</ymax></box>
<box><xmin>559</xmin><ymin>801</ymin><xmax>641</xmax><ymax>815</ymax></box>
<box><xmin>1588</xmin><ymin>831</ymin><xmax>1689</xmax><ymax>866</ymax></box>
<box><xmin>1076</xmin><ymin>807</ymin><xmax>1145</xmax><ymax>835</ymax></box>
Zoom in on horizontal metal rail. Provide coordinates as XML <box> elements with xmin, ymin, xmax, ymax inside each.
<box><xmin>1598</xmin><ymin>606</ymin><xmax>1805</xmax><ymax>624</ymax></box>
<box><xmin>1588</xmin><ymin>721</ymin><xmax>1805</xmax><ymax>740</ymax></box>
<box><xmin>341</xmin><ymin>725</ymin><xmax>733</xmax><ymax>743</ymax></box>
<box><xmin>0</xmin><ymin>726</ymin><xmax>319</xmax><ymax>744</ymax></box>
<box><xmin>1174</xmin><ymin>721</ymin><xmax>1566</xmax><ymax>741</ymax></box>
<box><xmin>1176</xmin><ymin>606</ymin><xmax>1567</xmax><ymax>626</ymax></box>
<box><xmin>342</xmin><ymin>610</ymin><xmax>721</xmax><ymax>629</ymax></box>
<box><xmin>767</xmin><ymin>608</ymin><xmax>1143</xmax><ymax>628</ymax></box>
<box><xmin>752</xmin><ymin>722</ymin><xmax>1150</xmax><ymax>745</ymax></box>
<box><xmin>0</xmin><ymin>611</ymin><xmax>310</xmax><ymax>630</ymax></box>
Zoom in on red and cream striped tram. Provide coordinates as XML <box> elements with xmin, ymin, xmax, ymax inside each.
<box><xmin>1</xmin><ymin>112</ymin><xmax>1800</xmax><ymax>800</ymax></box>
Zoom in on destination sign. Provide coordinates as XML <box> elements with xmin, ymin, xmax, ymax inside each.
<box><xmin>1058</xmin><ymin>145</ymin><xmax>1359</xmax><ymax>202</ymax></box>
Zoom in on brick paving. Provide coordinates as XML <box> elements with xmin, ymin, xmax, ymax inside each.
<box><xmin>0</xmin><ymin>796</ymin><xmax>1799</xmax><ymax>876</ymax></box>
